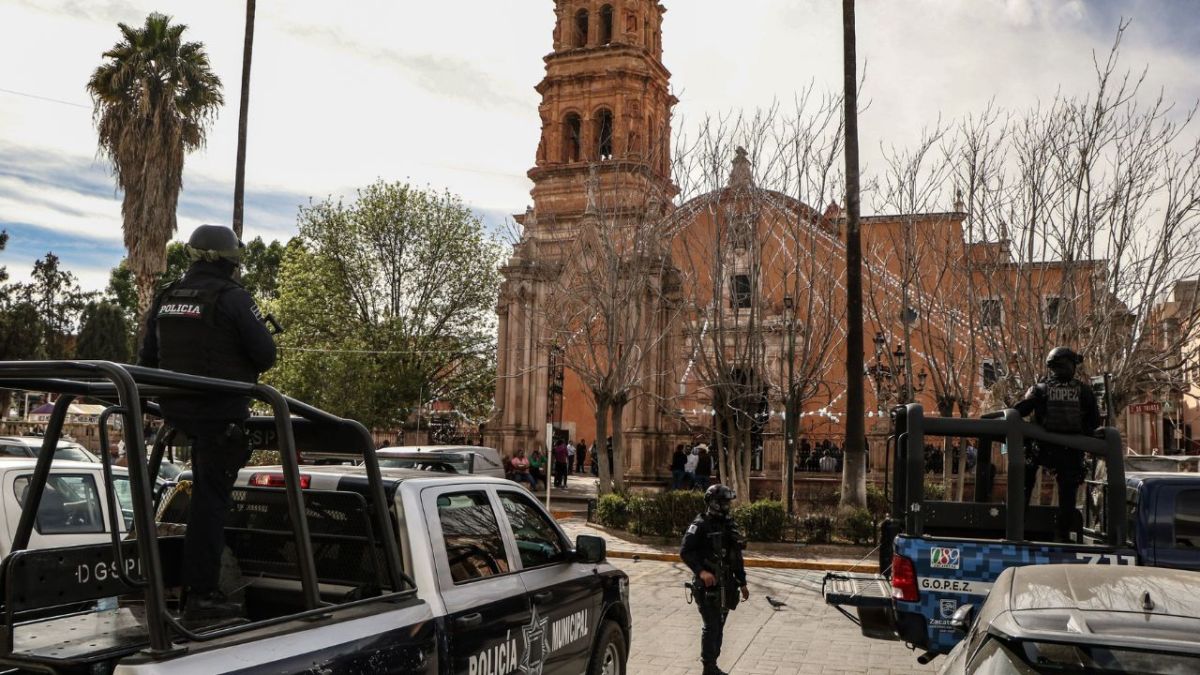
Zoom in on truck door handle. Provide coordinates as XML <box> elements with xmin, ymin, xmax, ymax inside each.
<box><xmin>455</xmin><ymin>613</ymin><xmax>483</xmax><ymax>628</ymax></box>
<box><xmin>533</xmin><ymin>591</ymin><xmax>553</xmax><ymax>604</ymax></box>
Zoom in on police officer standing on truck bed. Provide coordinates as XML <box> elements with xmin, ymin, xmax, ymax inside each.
<box><xmin>681</xmin><ymin>485</ymin><xmax>749</xmax><ymax>675</ymax></box>
<box><xmin>1014</xmin><ymin>347</ymin><xmax>1101</xmax><ymax>542</ymax></box>
<box><xmin>139</xmin><ymin>224</ymin><xmax>277</xmax><ymax>622</ymax></box>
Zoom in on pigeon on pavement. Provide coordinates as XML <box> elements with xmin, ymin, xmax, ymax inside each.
<box><xmin>765</xmin><ymin>595</ymin><xmax>787</xmax><ymax>610</ymax></box>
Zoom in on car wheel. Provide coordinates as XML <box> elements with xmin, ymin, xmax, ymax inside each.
<box><xmin>587</xmin><ymin>621</ymin><xmax>627</xmax><ymax>675</ymax></box>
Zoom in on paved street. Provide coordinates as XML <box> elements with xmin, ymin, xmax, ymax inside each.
<box><xmin>615</xmin><ymin>559</ymin><xmax>936</xmax><ymax>675</ymax></box>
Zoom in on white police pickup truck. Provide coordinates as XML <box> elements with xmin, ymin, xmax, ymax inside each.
<box><xmin>0</xmin><ymin>361</ymin><xmax>630</xmax><ymax>675</ymax></box>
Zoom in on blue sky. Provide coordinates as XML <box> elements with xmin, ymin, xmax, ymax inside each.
<box><xmin>1</xmin><ymin>0</ymin><xmax>1198</xmax><ymax>290</ymax></box>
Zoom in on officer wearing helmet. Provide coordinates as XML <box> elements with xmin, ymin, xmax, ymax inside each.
<box><xmin>139</xmin><ymin>224</ymin><xmax>277</xmax><ymax>622</ymax></box>
<box><xmin>680</xmin><ymin>484</ymin><xmax>748</xmax><ymax>675</ymax></box>
<box><xmin>1014</xmin><ymin>346</ymin><xmax>1101</xmax><ymax>541</ymax></box>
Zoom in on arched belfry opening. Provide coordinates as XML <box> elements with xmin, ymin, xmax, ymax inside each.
<box><xmin>563</xmin><ymin>113</ymin><xmax>583</xmax><ymax>163</ymax></box>
<box><xmin>573</xmin><ymin>9</ymin><xmax>589</xmax><ymax>48</ymax></box>
<box><xmin>599</xmin><ymin>5</ymin><xmax>614</xmax><ymax>45</ymax></box>
<box><xmin>595</xmin><ymin>108</ymin><xmax>614</xmax><ymax>160</ymax></box>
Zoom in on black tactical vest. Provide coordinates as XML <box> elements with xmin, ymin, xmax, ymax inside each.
<box><xmin>155</xmin><ymin>275</ymin><xmax>259</xmax><ymax>384</ymax></box>
<box><xmin>1041</xmin><ymin>379</ymin><xmax>1084</xmax><ymax>433</ymax></box>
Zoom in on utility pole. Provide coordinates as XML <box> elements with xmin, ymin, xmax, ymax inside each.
<box><xmin>783</xmin><ymin>292</ymin><xmax>797</xmax><ymax>515</ymax></box>
<box><xmin>231</xmin><ymin>0</ymin><xmax>256</xmax><ymax>238</ymax></box>
<box><xmin>841</xmin><ymin>0</ymin><xmax>867</xmax><ymax>509</ymax></box>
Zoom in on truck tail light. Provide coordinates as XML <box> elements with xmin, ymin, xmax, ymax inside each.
<box><xmin>249</xmin><ymin>472</ymin><xmax>311</xmax><ymax>489</ymax></box>
<box><xmin>891</xmin><ymin>554</ymin><xmax>919</xmax><ymax>602</ymax></box>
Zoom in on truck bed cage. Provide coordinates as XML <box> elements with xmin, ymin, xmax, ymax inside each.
<box><xmin>890</xmin><ymin>404</ymin><xmax>1126</xmax><ymax>546</ymax></box>
<box><xmin>0</xmin><ymin>360</ymin><xmax>411</xmax><ymax>665</ymax></box>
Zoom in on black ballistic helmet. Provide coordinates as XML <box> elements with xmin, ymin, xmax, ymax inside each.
<box><xmin>704</xmin><ymin>484</ymin><xmax>736</xmax><ymax>516</ymax></box>
<box><xmin>186</xmin><ymin>224</ymin><xmax>243</xmax><ymax>264</ymax></box>
<box><xmin>1045</xmin><ymin>346</ymin><xmax>1083</xmax><ymax>367</ymax></box>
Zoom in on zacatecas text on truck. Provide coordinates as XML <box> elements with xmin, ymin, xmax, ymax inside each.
<box><xmin>822</xmin><ymin>403</ymin><xmax>1200</xmax><ymax>665</ymax></box>
<box><xmin>0</xmin><ymin>361</ymin><xmax>631</xmax><ymax>675</ymax></box>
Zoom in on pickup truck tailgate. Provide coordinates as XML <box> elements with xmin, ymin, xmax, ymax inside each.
<box><xmin>823</xmin><ymin>573</ymin><xmax>898</xmax><ymax>641</ymax></box>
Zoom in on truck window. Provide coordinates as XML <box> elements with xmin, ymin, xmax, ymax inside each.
<box><xmin>14</xmin><ymin>474</ymin><xmax>104</xmax><ymax>534</ymax></box>
<box><xmin>498</xmin><ymin>491</ymin><xmax>568</xmax><ymax>568</ymax></box>
<box><xmin>1175</xmin><ymin>489</ymin><xmax>1200</xmax><ymax>548</ymax></box>
<box><xmin>436</xmin><ymin>491</ymin><xmax>510</xmax><ymax>583</ymax></box>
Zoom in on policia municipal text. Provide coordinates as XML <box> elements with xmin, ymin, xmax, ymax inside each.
<box><xmin>139</xmin><ymin>224</ymin><xmax>277</xmax><ymax>622</ymax></box>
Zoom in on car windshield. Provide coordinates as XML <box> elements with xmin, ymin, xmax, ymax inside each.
<box><xmin>1014</xmin><ymin>640</ymin><xmax>1200</xmax><ymax>674</ymax></box>
<box><xmin>378</xmin><ymin>456</ymin><xmax>467</xmax><ymax>474</ymax></box>
<box><xmin>52</xmin><ymin>445</ymin><xmax>98</xmax><ymax>462</ymax></box>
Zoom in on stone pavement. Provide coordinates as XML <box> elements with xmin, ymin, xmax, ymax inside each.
<box><xmin>559</xmin><ymin>517</ymin><xmax>880</xmax><ymax>572</ymax></box>
<box><xmin>615</xmin><ymin>558</ymin><xmax>936</xmax><ymax>675</ymax></box>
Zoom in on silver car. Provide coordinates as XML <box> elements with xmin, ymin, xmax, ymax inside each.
<box><xmin>940</xmin><ymin>564</ymin><xmax>1200</xmax><ymax>674</ymax></box>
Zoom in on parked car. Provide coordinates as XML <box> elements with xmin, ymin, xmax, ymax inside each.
<box><xmin>0</xmin><ymin>458</ymin><xmax>131</xmax><ymax>557</ymax></box>
<box><xmin>376</xmin><ymin>445</ymin><xmax>506</xmax><ymax>479</ymax></box>
<box><xmin>0</xmin><ymin>436</ymin><xmax>100</xmax><ymax>463</ymax></box>
<box><xmin>939</xmin><ymin>564</ymin><xmax>1200</xmax><ymax>674</ymax></box>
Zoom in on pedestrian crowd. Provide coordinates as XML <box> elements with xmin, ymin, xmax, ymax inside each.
<box><xmin>501</xmin><ymin>437</ymin><xmax>606</xmax><ymax>491</ymax></box>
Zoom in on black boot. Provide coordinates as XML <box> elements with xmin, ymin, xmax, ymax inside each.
<box><xmin>702</xmin><ymin>662</ymin><xmax>729</xmax><ymax>675</ymax></box>
<box><xmin>183</xmin><ymin>590</ymin><xmax>243</xmax><ymax>624</ymax></box>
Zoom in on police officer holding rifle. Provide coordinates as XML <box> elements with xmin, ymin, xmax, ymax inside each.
<box><xmin>680</xmin><ymin>484</ymin><xmax>749</xmax><ymax>675</ymax></box>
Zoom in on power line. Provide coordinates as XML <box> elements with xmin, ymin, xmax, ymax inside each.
<box><xmin>0</xmin><ymin>87</ymin><xmax>90</xmax><ymax>110</ymax></box>
<box><xmin>281</xmin><ymin>346</ymin><xmax>491</xmax><ymax>356</ymax></box>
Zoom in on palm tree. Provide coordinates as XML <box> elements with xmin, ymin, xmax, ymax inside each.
<box><xmin>88</xmin><ymin>13</ymin><xmax>224</xmax><ymax>326</ymax></box>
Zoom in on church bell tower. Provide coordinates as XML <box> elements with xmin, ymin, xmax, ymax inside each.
<box><xmin>489</xmin><ymin>1</ymin><xmax>678</xmax><ymax>456</ymax></box>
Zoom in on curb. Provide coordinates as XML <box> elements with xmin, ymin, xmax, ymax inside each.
<box><xmin>605</xmin><ymin>548</ymin><xmax>879</xmax><ymax>573</ymax></box>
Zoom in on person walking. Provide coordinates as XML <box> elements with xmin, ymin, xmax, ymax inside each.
<box><xmin>684</xmin><ymin>446</ymin><xmax>700</xmax><ymax>489</ymax></box>
<box><xmin>670</xmin><ymin>444</ymin><xmax>688</xmax><ymax>490</ymax></box>
<box><xmin>139</xmin><ymin>224</ymin><xmax>277</xmax><ymax>623</ymax></box>
<box><xmin>566</xmin><ymin>441</ymin><xmax>576</xmax><ymax>474</ymax></box>
<box><xmin>575</xmin><ymin>439</ymin><xmax>587</xmax><ymax>473</ymax></box>
<box><xmin>680</xmin><ymin>485</ymin><xmax>748</xmax><ymax>675</ymax></box>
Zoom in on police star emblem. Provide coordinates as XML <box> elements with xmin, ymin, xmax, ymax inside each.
<box><xmin>520</xmin><ymin>604</ymin><xmax>549</xmax><ymax>675</ymax></box>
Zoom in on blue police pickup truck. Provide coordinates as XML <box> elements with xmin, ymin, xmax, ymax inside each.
<box><xmin>823</xmin><ymin>404</ymin><xmax>1200</xmax><ymax>664</ymax></box>
<box><xmin>0</xmin><ymin>361</ymin><xmax>631</xmax><ymax>675</ymax></box>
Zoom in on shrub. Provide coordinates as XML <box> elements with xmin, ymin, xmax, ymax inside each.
<box><xmin>798</xmin><ymin>512</ymin><xmax>835</xmax><ymax>544</ymax></box>
<box><xmin>595</xmin><ymin>493</ymin><xmax>630</xmax><ymax>530</ymax></box>
<box><xmin>866</xmin><ymin>484</ymin><xmax>889</xmax><ymax>518</ymax></box>
<box><xmin>628</xmin><ymin>490</ymin><xmax>705</xmax><ymax>537</ymax></box>
<box><xmin>840</xmin><ymin>508</ymin><xmax>876</xmax><ymax>545</ymax></box>
<box><xmin>924</xmin><ymin>481</ymin><xmax>946</xmax><ymax>500</ymax></box>
<box><xmin>733</xmin><ymin>499</ymin><xmax>788</xmax><ymax>542</ymax></box>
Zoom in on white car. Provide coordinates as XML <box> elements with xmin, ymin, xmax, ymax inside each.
<box><xmin>375</xmin><ymin>445</ymin><xmax>506</xmax><ymax>479</ymax></box>
<box><xmin>0</xmin><ymin>436</ymin><xmax>100</xmax><ymax>463</ymax></box>
<box><xmin>0</xmin><ymin>458</ymin><xmax>131</xmax><ymax>558</ymax></box>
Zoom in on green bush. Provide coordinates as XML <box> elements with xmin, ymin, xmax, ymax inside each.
<box><xmin>840</xmin><ymin>508</ymin><xmax>877</xmax><ymax>545</ymax></box>
<box><xmin>924</xmin><ymin>481</ymin><xmax>946</xmax><ymax>500</ymax></box>
<box><xmin>595</xmin><ymin>493</ymin><xmax>631</xmax><ymax>530</ymax></box>
<box><xmin>866</xmin><ymin>484</ymin><xmax>889</xmax><ymax>518</ymax></box>
<box><xmin>733</xmin><ymin>499</ymin><xmax>788</xmax><ymax>542</ymax></box>
<box><xmin>798</xmin><ymin>512</ymin><xmax>835</xmax><ymax>544</ymax></box>
<box><xmin>628</xmin><ymin>490</ymin><xmax>705</xmax><ymax>538</ymax></box>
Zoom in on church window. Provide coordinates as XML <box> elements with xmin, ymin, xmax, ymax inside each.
<box><xmin>599</xmin><ymin>5</ymin><xmax>614</xmax><ymax>45</ymax></box>
<box><xmin>573</xmin><ymin>9</ymin><xmax>589</xmax><ymax>48</ymax></box>
<box><xmin>563</xmin><ymin>113</ymin><xmax>583</xmax><ymax>163</ymax></box>
<box><xmin>731</xmin><ymin>274</ymin><xmax>752</xmax><ymax>309</ymax></box>
<box><xmin>595</xmin><ymin>108</ymin><xmax>614</xmax><ymax>160</ymax></box>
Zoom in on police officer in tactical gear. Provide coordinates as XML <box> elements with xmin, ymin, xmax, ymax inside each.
<box><xmin>1014</xmin><ymin>346</ymin><xmax>1101</xmax><ymax>541</ymax></box>
<box><xmin>139</xmin><ymin>224</ymin><xmax>277</xmax><ymax>621</ymax></box>
<box><xmin>680</xmin><ymin>484</ymin><xmax>749</xmax><ymax>675</ymax></box>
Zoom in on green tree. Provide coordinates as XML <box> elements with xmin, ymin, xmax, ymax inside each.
<box><xmin>269</xmin><ymin>181</ymin><xmax>503</xmax><ymax>430</ymax></box>
<box><xmin>241</xmin><ymin>236</ymin><xmax>288</xmax><ymax>301</ymax></box>
<box><xmin>28</xmin><ymin>253</ymin><xmax>91</xmax><ymax>359</ymax></box>
<box><xmin>88</xmin><ymin>12</ymin><xmax>223</xmax><ymax>324</ymax></box>
<box><xmin>75</xmin><ymin>301</ymin><xmax>132</xmax><ymax>362</ymax></box>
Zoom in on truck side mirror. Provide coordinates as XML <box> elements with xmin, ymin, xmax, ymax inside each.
<box><xmin>950</xmin><ymin>604</ymin><xmax>975</xmax><ymax>634</ymax></box>
<box><xmin>575</xmin><ymin>535</ymin><xmax>606</xmax><ymax>564</ymax></box>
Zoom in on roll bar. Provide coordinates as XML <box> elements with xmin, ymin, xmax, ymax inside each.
<box><xmin>891</xmin><ymin>403</ymin><xmax>1125</xmax><ymax>546</ymax></box>
<box><xmin>0</xmin><ymin>361</ymin><xmax>408</xmax><ymax>654</ymax></box>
